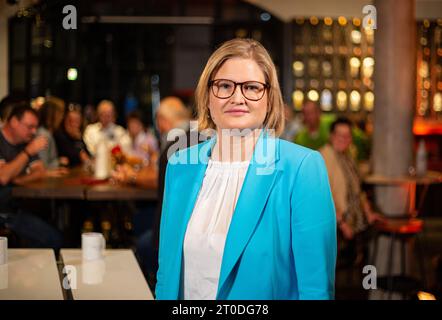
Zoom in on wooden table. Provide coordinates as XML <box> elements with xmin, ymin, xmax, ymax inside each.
<box><xmin>363</xmin><ymin>170</ymin><xmax>442</xmax><ymax>215</ymax></box>
<box><xmin>85</xmin><ymin>183</ymin><xmax>157</xmax><ymax>201</ymax></box>
<box><xmin>11</xmin><ymin>174</ymin><xmax>85</xmax><ymax>200</ymax></box>
<box><xmin>363</xmin><ymin>170</ymin><xmax>442</xmax><ymax>185</ymax></box>
<box><xmin>11</xmin><ymin>168</ymin><xmax>157</xmax><ymax>201</ymax></box>
<box><xmin>60</xmin><ymin>249</ymin><xmax>153</xmax><ymax>300</ymax></box>
<box><xmin>0</xmin><ymin>249</ymin><xmax>63</xmax><ymax>300</ymax></box>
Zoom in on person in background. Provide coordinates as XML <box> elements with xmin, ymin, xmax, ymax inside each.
<box><xmin>83</xmin><ymin>104</ymin><xmax>98</xmax><ymax>127</ymax></box>
<box><xmin>156</xmin><ymin>96</ymin><xmax>192</xmax><ymax>151</ymax></box>
<box><xmin>294</xmin><ymin>100</ymin><xmax>331</xmax><ymax>150</ymax></box>
<box><xmin>280</xmin><ymin>103</ymin><xmax>302</xmax><ymax>141</ymax></box>
<box><xmin>83</xmin><ymin>100</ymin><xmax>131</xmax><ymax>156</ymax></box>
<box><xmin>36</xmin><ymin>98</ymin><xmax>65</xmax><ymax>169</ymax></box>
<box><xmin>319</xmin><ymin>117</ymin><xmax>383</xmax><ymax>265</ymax></box>
<box><xmin>126</xmin><ymin>111</ymin><xmax>159</xmax><ymax>166</ymax></box>
<box><xmin>0</xmin><ymin>104</ymin><xmax>63</xmax><ymax>249</ymax></box>
<box><xmin>54</xmin><ymin>104</ymin><xmax>91</xmax><ymax>168</ymax></box>
<box><xmin>112</xmin><ymin>96</ymin><xmax>191</xmax><ymax>188</ymax></box>
<box><xmin>111</xmin><ymin>96</ymin><xmax>193</xmax><ymax>287</ymax></box>
<box><xmin>0</xmin><ymin>93</ymin><xmax>28</xmax><ymax>127</ymax></box>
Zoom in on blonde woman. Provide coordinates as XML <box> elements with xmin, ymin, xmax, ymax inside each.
<box><xmin>156</xmin><ymin>38</ymin><xmax>336</xmax><ymax>300</ymax></box>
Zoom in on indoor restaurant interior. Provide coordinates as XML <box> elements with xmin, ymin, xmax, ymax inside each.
<box><xmin>0</xmin><ymin>0</ymin><xmax>441</xmax><ymax>301</ymax></box>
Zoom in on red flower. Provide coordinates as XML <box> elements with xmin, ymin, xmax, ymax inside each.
<box><xmin>111</xmin><ymin>145</ymin><xmax>122</xmax><ymax>155</ymax></box>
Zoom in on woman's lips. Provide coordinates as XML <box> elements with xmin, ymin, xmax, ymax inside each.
<box><xmin>225</xmin><ymin>109</ymin><xmax>249</xmax><ymax>115</ymax></box>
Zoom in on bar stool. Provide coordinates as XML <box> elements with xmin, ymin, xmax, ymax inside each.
<box><xmin>370</xmin><ymin>217</ymin><xmax>427</xmax><ymax>299</ymax></box>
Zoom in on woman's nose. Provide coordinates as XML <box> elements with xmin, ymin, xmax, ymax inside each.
<box><xmin>230</xmin><ymin>85</ymin><xmax>245</xmax><ymax>103</ymax></box>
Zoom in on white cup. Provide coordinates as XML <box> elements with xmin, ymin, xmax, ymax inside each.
<box><xmin>82</xmin><ymin>259</ymin><xmax>106</xmax><ymax>285</ymax></box>
<box><xmin>81</xmin><ymin>233</ymin><xmax>105</xmax><ymax>261</ymax></box>
<box><xmin>0</xmin><ymin>237</ymin><xmax>7</xmax><ymax>265</ymax></box>
<box><xmin>0</xmin><ymin>264</ymin><xmax>8</xmax><ymax>290</ymax></box>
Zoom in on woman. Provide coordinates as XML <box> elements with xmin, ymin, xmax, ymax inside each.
<box><xmin>54</xmin><ymin>104</ymin><xmax>91</xmax><ymax>167</ymax></box>
<box><xmin>319</xmin><ymin>117</ymin><xmax>383</xmax><ymax>263</ymax></box>
<box><xmin>156</xmin><ymin>38</ymin><xmax>336</xmax><ymax>300</ymax></box>
<box><xmin>126</xmin><ymin>111</ymin><xmax>159</xmax><ymax>166</ymax></box>
<box><xmin>36</xmin><ymin>98</ymin><xmax>65</xmax><ymax>168</ymax></box>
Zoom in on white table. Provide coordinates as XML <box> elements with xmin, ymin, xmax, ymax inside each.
<box><xmin>0</xmin><ymin>249</ymin><xmax>63</xmax><ymax>300</ymax></box>
<box><xmin>60</xmin><ymin>249</ymin><xmax>153</xmax><ymax>300</ymax></box>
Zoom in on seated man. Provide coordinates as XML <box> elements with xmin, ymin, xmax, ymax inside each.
<box><xmin>0</xmin><ymin>104</ymin><xmax>63</xmax><ymax>249</ymax></box>
<box><xmin>54</xmin><ymin>104</ymin><xmax>91</xmax><ymax>168</ymax></box>
<box><xmin>83</xmin><ymin>100</ymin><xmax>131</xmax><ymax>156</ymax></box>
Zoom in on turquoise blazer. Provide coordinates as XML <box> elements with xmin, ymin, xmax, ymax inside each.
<box><xmin>156</xmin><ymin>132</ymin><xmax>337</xmax><ymax>300</ymax></box>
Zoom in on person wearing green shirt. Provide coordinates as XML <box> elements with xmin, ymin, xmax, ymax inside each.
<box><xmin>294</xmin><ymin>101</ymin><xmax>334</xmax><ymax>150</ymax></box>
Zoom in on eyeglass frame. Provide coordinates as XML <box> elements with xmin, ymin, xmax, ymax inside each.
<box><xmin>208</xmin><ymin>79</ymin><xmax>269</xmax><ymax>101</ymax></box>
<box><xmin>67</xmin><ymin>103</ymin><xmax>82</xmax><ymax>112</ymax></box>
<box><xmin>18</xmin><ymin>119</ymin><xmax>38</xmax><ymax>131</ymax></box>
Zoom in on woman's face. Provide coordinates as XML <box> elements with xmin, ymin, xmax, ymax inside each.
<box><xmin>208</xmin><ymin>58</ymin><xmax>268</xmax><ymax>134</ymax></box>
<box><xmin>330</xmin><ymin>124</ymin><xmax>353</xmax><ymax>153</ymax></box>
<box><xmin>128</xmin><ymin>118</ymin><xmax>143</xmax><ymax>137</ymax></box>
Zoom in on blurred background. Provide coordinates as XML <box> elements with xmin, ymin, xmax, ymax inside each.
<box><xmin>0</xmin><ymin>0</ymin><xmax>441</xmax><ymax>300</ymax></box>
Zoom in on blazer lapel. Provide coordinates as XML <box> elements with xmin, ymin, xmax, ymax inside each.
<box><xmin>217</xmin><ymin>133</ymin><xmax>281</xmax><ymax>299</ymax></box>
<box><xmin>168</xmin><ymin>136</ymin><xmax>215</xmax><ymax>298</ymax></box>
<box><xmin>176</xmin><ymin>137</ymin><xmax>215</xmax><ymax>230</ymax></box>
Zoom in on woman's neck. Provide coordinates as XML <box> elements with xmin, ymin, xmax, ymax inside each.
<box><xmin>211</xmin><ymin>128</ymin><xmax>261</xmax><ymax>162</ymax></box>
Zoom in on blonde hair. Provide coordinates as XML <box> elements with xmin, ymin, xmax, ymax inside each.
<box><xmin>39</xmin><ymin>96</ymin><xmax>66</xmax><ymax>132</ymax></box>
<box><xmin>195</xmin><ymin>38</ymin><xmax>285</xmax><ymax>136</ymax></box>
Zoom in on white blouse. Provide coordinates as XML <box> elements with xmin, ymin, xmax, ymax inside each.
<box><xmin>183</xmin><ymin>159</ymin><xmax>250</xmax><ymax>300</ymax></box>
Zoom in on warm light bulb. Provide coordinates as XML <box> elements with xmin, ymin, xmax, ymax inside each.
<box><xmin>324</xmin><ymin>17</ymin><xmax>333</xmax><ymax>26</ymax></box>
<box><xmin>292</xmin><ymin>61</ymin><xmax>304</xmax><ymax>77</ymax></box>
<box><xmin>338</xmin><ymin>16</ymin><xmax>347</xmax><ymax>26</ymax></box>
<box><xmin>434</xmin><ymin>93</ymin><xmax>442</xmax><ymax>112</ymax></box>
<box><xmin>337</xmin><ymin>90</ymin><xmax>347</xmax><ymax>110</ymax></box>
<box><xmin>364</xmin><ymin>92</ymin><xmax>374</xmax><ymax>111</ymax></box>
<box><xmin>350</xmin><ymin>90</ymin><xmax>361</xmax><ymax>111</ymax></box>
<box><xmin>307</xmin><ymin>89</ymin><xmax>319</xmax><ymax>101</ymax></box>
<box><xmin>292</xmin><ymin>90</ymin><xmax>304</xmax><ymax>111</ymax></box>
<box><xmin>351</xmin><ymin>30</ymin><xmax>362</xmax><ymax>44</ymax></box>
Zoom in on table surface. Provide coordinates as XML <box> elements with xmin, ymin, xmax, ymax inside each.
<box><xmin>60</xmin><ymin>249</ymin><xmax>154</xmax><ymax>300</ymax></box>
<box><xmin>85</xmin><ymin>183</ymin><xmax>157</xmax><ymax>200</ymax></box>
<box><xmin>363</xmin><ymin>170</ymin><xmax>442</xmax><ymax>185</ymax></box>
<box><xmin>12</xmin><ymin>167</ymin><xmax>157</xmax><ymax>201</ymax></box>
<box><xmin>0</xmin><ymin>249</ymin><xmax>64</xmax><ymax>300</ymax></box>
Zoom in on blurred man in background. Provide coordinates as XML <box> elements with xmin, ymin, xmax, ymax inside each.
<box><xmin>83</xmin><ymin>100</ymin><xmax>131</xmax><ymax>156</ymax></box>
<box><xmin>294</xmin><ymin>100</ymin><xmax>331</xmax><ymax>150</ymax></box>
<box><xmin>0</xmin><ymin>104</ymin><xmax>62</xmax><ymax>249</ymax></box>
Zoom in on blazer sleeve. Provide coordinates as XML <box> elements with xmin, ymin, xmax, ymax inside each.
<box><xmin>290</xmin><ymin>151</ymin><xmax>337</xmax><ymax>299</ymax></box>
<box><xmin>155</xmin><ymin>159</ymin><xmax>173</xmax><ymax>300</ymax></box>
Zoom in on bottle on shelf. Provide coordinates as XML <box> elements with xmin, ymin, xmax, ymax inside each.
<box><xmin>416</xmin><ymin>139</ymin><xmax>428</xmax><ymax>177</ymax></box>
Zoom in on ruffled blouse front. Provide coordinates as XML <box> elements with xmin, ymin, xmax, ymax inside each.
<box><xmin>183</xmin><ymin>159</ymin><xmax>250</xmax><ymax>300</ymax></box>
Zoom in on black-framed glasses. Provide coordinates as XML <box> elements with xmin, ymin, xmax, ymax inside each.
<box><xmin>209</xmin><ymin>79</ymin><xmax>269</xmax><ymax>101</ymax></box>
